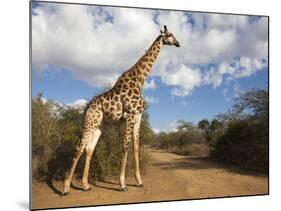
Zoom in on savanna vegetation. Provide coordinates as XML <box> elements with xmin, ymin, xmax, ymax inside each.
<box><xmin>32</xmin><ymin>93</ymin><xmax>154</xmax><ymax>184</ymax></box>
<box><xmin>212</xmin><ymin>89</ymin><xmax>269</xmax><ymax>173</ymax></box>
<box><xmin>152</xmin><ymin>88</ymin><xmax>269</xmax><ymax>173</ymax></box>
<box><xmin>32</xmin><ymin>88</ymin><xmax>268</xmax><ymax>186</ymax></box>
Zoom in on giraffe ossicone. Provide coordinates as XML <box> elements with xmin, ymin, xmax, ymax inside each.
<box><xmin>63</xmin><ymin>25</ymin><xmax>180</xmax><ymax>195</ymax></box>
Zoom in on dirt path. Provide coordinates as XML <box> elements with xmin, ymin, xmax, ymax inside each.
<box><xmin>32</xmin><ymin>147</ymin><xmax>268</xmax><ymax>210</ymax></box>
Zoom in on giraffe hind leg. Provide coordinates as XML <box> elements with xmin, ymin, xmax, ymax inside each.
<box><xmin>62</xmin><ymin>133</ymin><xmax>90</xmax><ymax>195</ymax></box>
<box><xmin>63</xmin><ymin>107</ymin><xmax>103</xmax><ymax>195</ymax></box>
<box><xmin>82</xmin><ymin>128</ymin><xmax>101</xmax><ymax>191</ymax></box>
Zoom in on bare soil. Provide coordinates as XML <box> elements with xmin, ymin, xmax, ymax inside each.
<box><xmin>32</xmin><ymin>146</ymin><xmax>268</xmax><ymax>210</ymax></box>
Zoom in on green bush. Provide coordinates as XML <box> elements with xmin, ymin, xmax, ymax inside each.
<box><xmin>211</xmin><ymin>120</ymin><xmax>268</xmax><ymax>173</ymax></box>
<box><xmin>32</xmin><ymin>94</ymin><xmax>150</xmax><ymax>184</ymax></box>
<box><xmin>211</xmin><ymin>89</ymin><xmax>269</xmax><ymax>174</ymax></box>
<box><xmin>152</xmin><ymin>121</ymin><xmax>209</xmax><ymax>157</ymax></box>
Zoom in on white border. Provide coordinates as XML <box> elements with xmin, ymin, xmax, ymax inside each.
<box><xmin>1</xmin><ymin>0</ymin><xmax>280</xmax><ymax>211</ymax></box>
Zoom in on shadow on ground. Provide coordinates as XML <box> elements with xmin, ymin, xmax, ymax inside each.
<box><xmin>153</xmin><ymin>154</ymin><xmax>267</xmax><ymax>177</ymax></box>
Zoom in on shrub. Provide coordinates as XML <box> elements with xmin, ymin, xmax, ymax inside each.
<box><xmin>171</xmin><ymin>144</ymin><xmax>210</xmax><ymax>157</ymax></box>
<box><xmin>32</xmin><ymin>95</ymin><xmax>150</xmax><ymax>184</ymax></box>
<box><xmin>152</xmin><ymin>122</ymin><xmax>208</xmax><ymax>157</ymax></box>
<box><xmin>211</xmin><ymin>120</ymin><xmax>268</xmax><ymax>173</ymax></box>
<box><xmin>211</xmin><ymin>89</ymin><xmax>269</xmax><ymax>174</ymax></box>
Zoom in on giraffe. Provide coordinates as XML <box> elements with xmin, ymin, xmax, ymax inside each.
<box><xmin>63</xmin><ymin>25</ymin><xmax>180</xmax><ymax>194</ymax></box>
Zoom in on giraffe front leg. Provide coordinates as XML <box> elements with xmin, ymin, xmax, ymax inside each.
<box><xmin>119</xmin><ymin>116</ymin><xmax>134</xmax><ymax>191</ymax></box>
<box><xmin>133</xmin><ymin>112</ymin><xmax>143</xmax><ymax>187</ymax></box>
<box><xmin>82</xmin><ymin>129</ymin><xmax>101</xmax><ymax>191</ymax></box>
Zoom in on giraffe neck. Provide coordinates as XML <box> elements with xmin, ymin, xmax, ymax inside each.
<box><xmin>132</xmin><ymin>35</ymin><xmax>163</xmax><ymax>88</ymax></box>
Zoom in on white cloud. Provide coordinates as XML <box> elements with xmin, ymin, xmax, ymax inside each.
<box><xmin>32</xmin><ymin>3</ymin><xmax>159</xmax><ymax>87</ymax></box>
<box><xmin>40</xmin><ymin>97</ymin><xmax>47</xmax><ymax>104</ymax></box>
<box><xmin>152</xmin><ymin>128</ymin><xmax>160</xmax><ymax>134</ymax></box>
<box><xmin>203</xmin><ymin>67</ymin><xmax>223</xmax><ymax>88</ymax></box>
<box><xmin>233</xmin><ymin>83</ymin><xmax>242</xmax><ymax>98</ymax></box>
<box><xmin>143</xmin><ymin>79</ymin><xmax>157</xmax><ymax>90</ymax></box>
<box><xmin>32</xmin><ymin>3</ymin><xmax>268</xmax><ymax>97</ymax></box>
<box><xmin>153</xmin><ymin>121</ymin><xmax>178</xmax><ymax>133</ymax></box>
<box><xmin>162</xmin><ymin>65</ymin><xmax>201</xmax><ymax>97</ymax></box>
<box><xmin>144</xmin><ymin>95</ymin><xmax>158</xmax><ymax>104</ymax></box>
<box><xmin>203</xmin><ymin>56</ymin><xmax>267</xmax><ymax>88</ymax></box>
<box><xmin>36</xmin><ymin>97</ymin><xmax>64</xmax><ymax>116</ymax></box>
<box><xmin>207</xmin><ymin>14</ymin><xmax>248</xmax><ymax>29</ymax></box>
<box><xmin>67</xmin><ymin>98</ymin><xmax>88</xmax><ymax>109</ymax></box>
<box><xmin>222</xmin><ymin>88</ymin><xmax>231</xmax><ymax>101</ymax></box>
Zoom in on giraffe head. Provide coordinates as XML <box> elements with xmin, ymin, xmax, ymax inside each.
<box><xmin>160</xmin><ymin>25</ymin><xmax>180</xmax><ymax>47</ymax></box>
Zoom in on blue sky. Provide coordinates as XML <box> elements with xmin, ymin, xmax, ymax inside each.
<box><xmin>31</xmin><ymin>2</ymin><xmax>268</xmax><ymax>132</ymax></box>
<box><xmin>32</xmin><ymin>67</ymin><xmax>268</xmax><ymax>132</ymax></box>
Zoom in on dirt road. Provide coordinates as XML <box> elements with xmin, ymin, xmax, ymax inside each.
<box><xmin>32</xmin><ymin>147</ymin><xmax>268</xmax><ymax>210</ymax></box>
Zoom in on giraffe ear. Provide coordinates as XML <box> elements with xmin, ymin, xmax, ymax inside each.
<box><xmin>160</xmin><ymin>30</ymin><xmax>163</xmax><ymax>34</ymax></box>
<box><xmin>164</xmin><ymin>25</ymin><xmax>168</xmax><ymax>32</ymax></box>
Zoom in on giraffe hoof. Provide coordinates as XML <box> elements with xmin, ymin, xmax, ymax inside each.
<box><xmin>120</xmin><ymin>186</ymin><xmax>128</xmax><ymax>192</ymax></box>
<box><xmin>83</xmin><ymin>186</ymin><xmax>91</xmax><ymax>192</ymax></box>
<box><xmin>61</xmin><ymin>192</ymin><xmax>69</xmax><ymax>196</ymax></box>
<box><xmin>136</xmin><ymin>183</ymin><xmax>144</xmax><ymax>188</ymax></box>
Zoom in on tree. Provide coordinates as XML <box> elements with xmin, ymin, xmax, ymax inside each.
<box><xmin>32</xmin><ymin>94</ymin><xmax>61</xmax><ymax>153</ymax></box>
<box><xmin>232</xmin><ymin>89</ymin><xmax>268</xmax><ymax>123</ymax></box>
<box><xmin>58</xmin><ymin>107</ymin><xmax>84</xmax><ymax>143</ymax></box>
<box><xmin>211</xmin><ymin>88</ymin><xmax>269</xmax><ymax>173</ymax></box>
<box><xmin>177</xmin><ymin>120</ymin><xmax>194</xmax><ymax>131</ymax></box>
<box><xmin>198</xmin><ymin>119</ymin><xmax>211</xmax><ymax>143</ymax></box>
<box><xmin>32</xmin><ymin>94</ymin><xmax>62</xmax><ymax>181</ymax></box>
<box><xmin>212</xmin><ymin>119</ymin><xmax>268</xmax><ymax>173</ymax></box>
<box><xmin>140</xmin><ymin>104</ymin><xmax>155</xmax><ymax>144</ymax></box>
<box><xmin>198</xmin><ymin>119</ymin><xmax>210</xmax><ymax>131</ymax></box>
<box><xmin>210</xmin><ymin>119</ymin><xmax>223</xmax><ymax>132</ymax></box>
